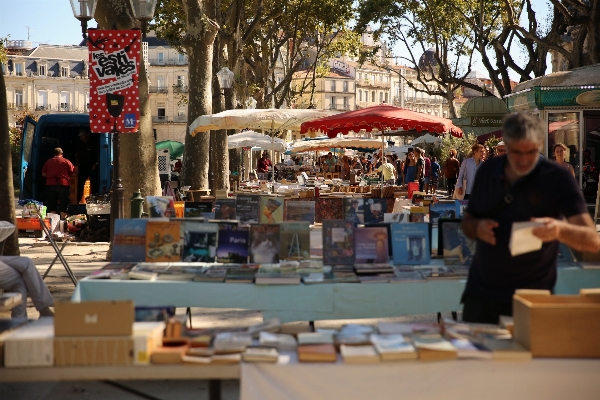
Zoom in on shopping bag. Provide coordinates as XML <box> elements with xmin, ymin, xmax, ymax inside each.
<box><xmin>452</xmin><ymin>179</ymin><xmax>467</xmax><ymax>200</ymax></box>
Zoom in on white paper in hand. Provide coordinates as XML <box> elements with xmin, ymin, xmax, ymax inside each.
<box><xmin>509</xmin><ymin>221</ymin><xmax>544</xmax><ymax>257</ymax></box>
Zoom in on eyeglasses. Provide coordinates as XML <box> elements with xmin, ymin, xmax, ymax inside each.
<box><xmin>496</xmin><ymin>148</ymin><xmax>506</xmax><ymax>154</ymax></box>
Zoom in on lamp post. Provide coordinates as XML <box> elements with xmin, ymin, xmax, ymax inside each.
<box><xmin>128</xmin><ymin>0</ymin><xmax>158</xmax><ymax>39</ymax></box>
<box><xmin>213</xmin><ymin>67</ymin><xmax>235</xmax><ymax>192</ymax></box>
<box><xmin>69</xmin><ymin>0</ymin><xmax>98</xmax><ymax>41</ymax></box>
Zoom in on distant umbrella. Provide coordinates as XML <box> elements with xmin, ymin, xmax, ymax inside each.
<box><xmin>155</xmin><ymin>140</ymin><xmax>184</xmax><ymax>160</ymax></box>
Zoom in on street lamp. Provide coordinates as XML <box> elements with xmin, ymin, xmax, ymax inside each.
<box><xmin>69</xmin><ymin>0</ymin><xmax>98</xmax><ymax>40</ymax></box>
<box><xmin>128</xmin><ymin>0</ymin><xmax>158</xmax><ymax>39</ymax></box>
<box><xmin>216</xmin><ymin>67</ymin><xmax>234</xmax><ymax>91</ymax></box>
<box><xmin>210</xmin><ymin>67</ymin><xmax>235</xmax><ymax>192</ymax></box>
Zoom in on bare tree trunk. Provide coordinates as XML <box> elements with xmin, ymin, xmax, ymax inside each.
<box><xmin>181</xmin><ymin>0</ymin><xmax>219</xmax><ymax>194</ymax></box>
<box><xmin>95</xmin><ymin>0</ymin><xmax>160</xmax><ymax>217</ymax></box>
<box><xmin>0</xmin><ymin>71</ymin><xmax>19</xmax><ymax>255</ymax></box>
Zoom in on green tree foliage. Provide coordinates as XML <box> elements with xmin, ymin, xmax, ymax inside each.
<box><xmin>440</xmin><ymin>132</ymin><xmax>477</xmax><ymax>164</ymax></box>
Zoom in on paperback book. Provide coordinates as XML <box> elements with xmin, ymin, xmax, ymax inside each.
<box><xmin>259</xmin><ymin>196</ymin><xmax>284</xmax><ymax>224</ymax></box>
<box><xmin>455</xmin><ymin>200</ymin><xmax>469</xmax><ymax>218</ymax></box>
<box><xmin>147</xmin><ymin>196</ymin><xmax>177</xmax><ymax>217</ymax></box>
<box><xmin>343</xmin><ymin>197</ymin><xmax>365</xmax><ymax>224</ymax></box>
<box><xmin>254</xmin><ymin>264</ymin><xmax>301</xmax><ymax>285</ymax></box>
<box><xmin>224</xmin><ymin>264</ymin><xmax>259</xmax><ymax>283</ymax></box>
<box><xmin>112</xmin><ymin>219</ymin><xmax>148</xmax><ymax>262</ymax></box>
<box><xmin>429</xmin><ymin>201</ymin><xmax>457</xmax><ymax>223</ymax></box>
<box><xmin>284</xmin><ymin>200</ymin><xmax>315</xmax><ymax>223</ymax></box>
<box><xmin>236</xmin><ymin>194</ymin><xmax>261</xmax><ymax>225</ymax></box>
<box><xmin>279</xmin><ymin>222</ymin><xmax>311</xmax><ymax>261</ymax></box>
<box><xmin>363</xmin><ymin>198</ymin><xmax>387</xmax><ymax>224</ymax></box>
<box><xmin>370</xmin><ymin>334</ymin><xmax>417</xmax><ymax>360</ymax></box>
<box><xmin>322</xmin><ymin>220</ymin><xmax>355</xmax><ymax>265</ymax></box>
<box><xmin>249</xmin><ymin>224</ymin><xmax>280</xmax><ymax>264</ymax></box>
<box><xmin>216</xmin><ymin>223</ymin><xmax>249</xmax><ymax>263</ymax></box>
<box><xmin>183</xmin><ymin>202</ymin><xmax>213</xmax><ymax>218</ymax></box>
<box><xmin>383</xmin><ymin>213</ymin><xmax>410</xmax><ymax>223</ymax></box>
<box><xmin>214</xmin><ymin>198</ymin><xmax>237</xmax><ymax>220</ymax></box>
<box><xmin>391</xmin><ymin>223</ymin><xmax>430</xmax><ymax>265</ymax></box>
<box><xmin>354</xmin><ymin>226</ymin><xmax>389</xmax><ymax>263</ymax></box>
<box><xmin>409</xmin><ymin>206</ymin><xmax>429</xmax><ymax>223</ymax></box>
<box><xmin>182</xmin><ymin>223</ymin><xmax>218</xmax><ymax>262</ymax></box>
<box><xmin>440</xmin><ymin>220</ymin><xmax>476</xmax><ymax>265</ymax></box>
<box><xmin>145</xmin><ymin>220</ymin><xmax>182</xmax><ymax>262</ymax></box>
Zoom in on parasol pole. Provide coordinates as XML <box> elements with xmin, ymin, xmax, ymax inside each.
<box><xmin>381</xmin><ymin>129</ymin><xmax>385</xmax><ymax>197</ymax></box>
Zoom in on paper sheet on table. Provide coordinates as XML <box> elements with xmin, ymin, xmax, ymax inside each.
<box><xmin>509</xmin><ymin>221</ymin><xmax>544</xmax><ymax>257</ymax></box>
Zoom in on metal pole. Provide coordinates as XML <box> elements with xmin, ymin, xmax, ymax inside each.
<box><xmin>110</xmin><ymin>132</ymin><xmax>124</xmax><ymax>241</ymax></box>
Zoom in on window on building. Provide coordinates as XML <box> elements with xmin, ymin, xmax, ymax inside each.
<box><xmin>15</xmin><ymin>89</ymin><xmax>24</xmax><ymax>106</ymax></box>
<box><xmin>358</xmin><ymin>90</ymin><xmax>362</xmax><ymax>102</ymax></box>
<box><xmin>359</xmin><ymin>73</ymin><xmax>362</xmax><ymax>80</ymax></box>
<box><xmin>331</xmin><ymin>96</ymin><xmax>336</xmax><ymax>110</ymax></box>
<box><xmin>178</xmin><ymin>53</ymin><xmax>185</xmax><ymax>64</ymax></box>
<box><xmin>60</xmin><ymin>91</ymin><xmax>70</xmax><ymax>110</ymax></box>
<box><xmin>384</xmin><ymin>93</ymin><xmax>388</xmax><ymax>103</ymax></box>
<box><xmin>14</xmin><ymin>63</ymin><xmax>24</xmax><ymax>76</ymax></box>
<box><xmin>37</xmin><ymin>90</ymin><xmax>48</xmax><ymax>110</ymax></box>
<box><xmin>330</xmin><ymin>80</ymin><xmax>336</xmax><ymax>92</ymax></box>
<box><xmin>61</xmin><ymin>65</ymin><xmax>69</xmax><ymax>77</ymax></box>
<box><xmin>157</xmin><ymin>75</ymin><xmax>165</xmax><ymax>88</ymax></box>
<box><xmin>157</xmin><ymin>52</ymin><xmax>164</xmax><ymax>64</ymax></box>
<box><xmin>343</xmin><ymin>81</ymin><xmax>348</xmax><ymax>92</ymax></box>
<box><xmin>371</xmin><ymin>91</ymin><xmax>375</xmax><ymax>103</ymax></box>
<box><xmin>178</xmin><ymin>108</ymin><xmax>186</xmax><ymax>117</ymax></box>
<box><xmin>157</xmin><ymin>102</ymin><xmax>166</xmax><ymax>121</ymax></box>
<box><xmin>176</xmin><ymin>75</ymin><xmax>185</xmax><ymax>87</ymax></box>
<box><xmin>38</xmin><ymin>64</ymin><xmax>47</xmax><ymax>76</ymax></box>
<box><xmin>85</xmin><ymin>92</ymin><xmax>90</xmax><ymax>111</ymax></box>
<box><xmin>379</xmin><ymin>92</ymin><xmax>383</xmax><ymax>103</ymax></box>
<box><xmin>1</xmin><ymin>63</ymin><xmax>5</xmax><ymax>75</ymax></box>
<box><xmin>343</xmin><ymin>97</ymin><xmax>349</xmax><ymax>110</ymax></box>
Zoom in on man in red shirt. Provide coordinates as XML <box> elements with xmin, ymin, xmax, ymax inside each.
<box><xmin>257</xmin><ymin>151</ymin><xmax>272</xmax><ymax>179</ymax></box>
<box><xmin>42</xmin><ymin>148</ymin><xmax>75</xmax><ymax>218</ymax></box>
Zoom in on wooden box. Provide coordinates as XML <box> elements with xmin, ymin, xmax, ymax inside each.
<box><xmin>513</xmin><ymin>289</ymin><xmax>600</xmax><ymax>358</ymax></box>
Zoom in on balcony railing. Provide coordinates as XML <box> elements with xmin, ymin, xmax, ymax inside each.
<box><xmin>152</xmin><ymin>116</ymin><xmax>168</xmax><ymax>123</ymax></box>
<box><xmin>151</xmin><ymin>115</ymin><xmax>188</xmax><ymax>123</ymax></box>
<box><xmin>149</xmin><ymin>86</ymin><xmax>169</xmax><ymax>94</ymax></box>
<box><xmin>7</xmin><ymin>103</ymin><xmax>28</xmax><ymax>110</ymax></box>
<box><xmin>147</xmin><ymin>58</ymin><xmax>188</xmax><ymax>66</ymax></box>
<box><xmin>172</xmin><ymin>115</ymin><xmax>187</xmax><ymax>123</ymax></box>
<box><xmin>173</xmin><ymin>85</ymin><xmax>189</xmax><ymax>93</ymax></box>
<box><xmin>35</xmin><ymin>104</ymin><xmax>51</xmax><ymax>111</ymax></box>
<box><xmin>57</xmin><ymin>104</ymin><xmax>78</xmax><ymax>112</ymax></box>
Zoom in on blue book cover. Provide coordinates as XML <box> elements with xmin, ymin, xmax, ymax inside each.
<box><xmin>182</xmin><ymin>223</ymin><xmax>218</xmax><ymax>262</ymax></box>
<box><xmin>391</xmin><ymin>223</ymin><xmax>430</xmax><ymax>265</ymax></box>
<box><xmin>455</xmin><ymin>200</ymin><xmax>469</xmax><ymax>218</ymax></box>
<box><xmin>236</xmin><ymin>194</ymin><xmax>261</xmax><ymax>225</ymax></box>
<box><xmin>363</xmin><ymin>198</ymin><xmax>387</xmax><ymax>224</ymax></box>
<box><xmin>343</xmin><ymin>198</ymin><xmax>364</xmax><ymax>224</ymax></box>
<box><xmin>441</xmin><ymin>221</ymin><xmax>475</xmax><ymax>265</ymax></box>
<box><xmin>430</xmin><ymin>202</ymin><xmax>457</xmax><ymax>223</ymax></box>
<box><xmin>112</xmin><ymin>219</ymin><xmax>147</xmax><ymax>262</ymax></box>
<box><xmin>216</xmin><ymin>223</ymin><xmax>249</xmax><ymax>263</ymax></box>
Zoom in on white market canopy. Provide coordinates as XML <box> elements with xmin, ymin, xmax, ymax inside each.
<box><xmin>228</xmin><ymin>130</ymin><xmax>287</xmax><ymax>152</ymax></box>
<box><xmin>189</xmin><ymin>108</ymin><xmax>339</xmax><ymax>136</ymax></box>
<box><xmin>409</xmin><ymin>133</ymin><xmax>442</xmax><ymax>145</ymax></box>
<box><xmin>290</xmin><ymin>137</ymin><xmax>384</xmax><ymax>154</ymax></box>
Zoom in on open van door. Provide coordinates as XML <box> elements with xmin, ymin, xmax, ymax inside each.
<box><xmin>20</xmin><ymin>116</ymin><xmax>37</xmax><ymax>199</ymax></box>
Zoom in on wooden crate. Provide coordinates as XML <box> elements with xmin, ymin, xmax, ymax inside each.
<box><xmin>513</xmin><ymin>289</ymin><xmax>600</xmax><ymax>358</ymax></box>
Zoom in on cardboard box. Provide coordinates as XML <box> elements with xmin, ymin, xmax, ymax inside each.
<box><xmin>132</xmin><ymin>321</ymin><xmax>165</xmax><ymax>365</ymax></box>
<box><xmin>54</xmin><ymin>336</ymin><xmax>134</xmax><ymax>366</ymax></box>
<box><xmin>54</xmin><ymin>301</ymin><xmax>134</xmax><ymax>337</ymax></box>
<box><xmin>4</xmin><ymin>318</ymin><xmax>54</xmax><ymax>367</ymax></box>
<box><xmin>513</xmin><ymin>289</ymin><xmax>600</xmax><ymax>358</ymax></box>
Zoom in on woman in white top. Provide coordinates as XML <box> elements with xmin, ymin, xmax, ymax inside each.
<box><xmin>553</xmin><ymin>143</ymin><xmax>576</xmax><ymax>178</ymax></box>
<box><xmin>457</xmin><ymin>143</ymin><xmax>485</xmax><ymax>199</ymax></box>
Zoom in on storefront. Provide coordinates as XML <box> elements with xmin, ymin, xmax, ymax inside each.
<box><xmin>505</xmin><ymin>64</ymin><xmax>600</xmax><ymax>203</ymax></box>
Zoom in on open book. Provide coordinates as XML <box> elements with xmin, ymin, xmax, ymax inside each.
<box><xmin>509</xmin><ymin>221</ymin><xmax>544</xmax><ymax>257</ymax></box>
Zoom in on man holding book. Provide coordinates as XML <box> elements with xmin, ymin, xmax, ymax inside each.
<box><xmin>461</xmin><ymin>113</ymin><xmax>600</xmax><ymax>323</ymax></box>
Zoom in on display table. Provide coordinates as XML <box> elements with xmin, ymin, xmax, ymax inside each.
<box><xmin>240</xmin><ymin>356</ymin><xmax>600</xmax><ymax>400</ymax></box>
<box><xmin>71</xmin><ymin>264</ymin><xmax>600</xmax><ymax>323</ymax></box>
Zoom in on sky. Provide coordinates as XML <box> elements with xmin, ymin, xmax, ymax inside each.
<box><xmin>2</xmin><ymin>0</ymin><xmax>552</xmax><ymax>80</ymax></box>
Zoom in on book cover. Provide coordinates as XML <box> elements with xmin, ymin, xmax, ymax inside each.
<box><xmin>354</xmin><ymin>226</ymin><xmax>389</xmax><ymax>263</ymax></box>
<box><xmin>429</xmin><ymin>201</ymin><xmax>457</xmax><ymax>223</ymax></box>
<box><xmin>322</xmin><ymin>220</ymin><xmax>355</xmax><ymax>265</ymax></box>
<box><xmin>391</xmin><ymin>223</ymin><xmax>430</xmax><ymax>265</ymax></box>
<box><xmin>455</xmin><ymin>200</ymin><xmax>469</xmax><ymax>218</ymax></box>
<box><xmin>316</xmin><ymin>197</ymin><xmax>344</xmax><ymax>222</ymax></box>
<box><xmin>224</xmin><ymin>264</ymin><xmax>259</xmax><ymax>283</ymax></box>
<box><xmin>340</xmin><ymin>344</ymin><xmax>380</xmax><ymax>364</ymax></box>
<box><xmin>259</xmin><ymin>196</ymin><xmax>284</xmax><ymax>224</ymax></box>
<box><xmin>370</xmin><ymin>334</ymin><xmax>417</xmax><ymax>361</ymax></box>
<box><xmin>184</xmin><ymin>201</ymin><xmax>213</xmax><ymax>218</ymax></box>
<box><xmin>440</xmin><ymin>220</ymin><xmax>476</xmax><ymax>265</ymax></box>
<box><xmin>236</xmin><ymin>194</ymin><xmax>261</xmax><ymax>225</ymax></box>
<box><xmin>383</xmin><ymin>213</ymin><xmax>410</xmax><ymax>223</ymax></box>
<box><xmin>214</xmin><ymin>198</ymin><xmax>237</xmax><ymax>220</ymax></box>
<box><xmin>146</xmin><ymin>196</ymin><xmax>177</xmax><ymax>217</ymax></box>
<box><xmin>182</xmin><ymin>223</ymin><xmax>219</xmax><ymax>262</ymax></box>
<box><xmin>409</xmin><ymin>206</ymin><xmax>429</xmax><ymax>223</ymax></box>
<box><xmin>254</xmin><ymin>264</ymin><xmax>301</xmax><ymax>285</ymax></box>
<box><xmin>297</xmin><ymin>344</ymin><xmax>337</xmax><ymax>362</ymax></box>
<box><xmin>343</xmin><ymin>197</ymin><xmax>364</xmax><ymax>224</ymax></box>
<box><xmin>284</xmin><ymin>200</ymin><xmax>315</xmax><ymax>223</ymax></box>
<box><xmin>193</xmin><ymin>266</ymin><xmax>228</xmax><ymax>282</ymax></box>
<box><xmin>249</xmin><ymin>224</ymin><xmax>280</xmax><ymax>264</ymax></box>
<box><xmin>216</xmin><ymin>223</ymin><xmax>249</xmax><ymax>263</ymax></box>
<box><xmin>363</xmin><ymin>198</ymin><xmax>387</xmax><ymax>224</ymax></box>
<box><xmin>112</xmin><ymin>219</ymin><xmax>147</xmax><ymax>262</ymax></box>
<box><xmin>279</xmin><ymin>222</ymin><xmax>311</xmax><ymax>261</ymax></box>
<box><xmin>145</xmin><ymin>220</ymin><xmax>182</xmax><ymax>262</ymax></box>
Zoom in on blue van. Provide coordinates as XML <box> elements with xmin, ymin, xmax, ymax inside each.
<box><xmin>20</xmin><ymin>113</ymin><xmax>112</xmax><ymax>206</ymax></box>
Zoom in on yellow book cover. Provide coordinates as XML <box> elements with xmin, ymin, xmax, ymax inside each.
<box><xmin>145</xmin><ymin>220</ymin><xmax>182</xmax><ymax>262</ymax></box>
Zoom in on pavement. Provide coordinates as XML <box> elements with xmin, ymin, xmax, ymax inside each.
<box><xmin>2</xmin><ymin>201</ymin><xmax>445</xmax><ymax>400</ymax></box>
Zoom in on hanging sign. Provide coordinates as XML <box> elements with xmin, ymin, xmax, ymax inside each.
<box><xmin>87</xmin><ymin>29</ymin><xmax>141</xmax><ymax>133</ymax></box>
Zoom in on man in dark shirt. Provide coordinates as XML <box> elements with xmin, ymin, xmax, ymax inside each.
<box><xmin>461</xmin><ymin>113</ymin><xmax>600</xmax><ymax>323</ymax></box>
<box><xmin>257</xmin><ymin>151</ymin><xmax>273</xmax><ymax>179</ymax></box>
<box><xmin>75</xmin><ymin>129</ymin><xmax>99</xmax><ymax>202</ymax></box>
<box><xmin>42</xmin><ymin>147</ymin><xmax>75</xmax><ymax>218</ymax></box>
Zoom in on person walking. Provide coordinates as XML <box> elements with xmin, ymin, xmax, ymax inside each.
<box><xmin>456</xmin><ymin>144</ymin><xmax>485</xmax><ymax>200</ymax></box>
<box><xmin>403</xmin><ymin>150</ymin><xmax>417</xmax><ymax>185</ymax></box>
<box><xmin>41</xmin><ymin>147</ymin><xmax>75</xmax><ymax>219</ymax></box>
<box><xmin>553</xmin><ymin>143</ymin><xmax>575</xmax><ymax>177</ymax></box>
<box><xmin>442</xmin><ymin>148</ymin><xmax>460</xmax><ymax>196</ymax></box>
<box><xmin>429</xmin><ymin>155</ymin><xmax>441</xmax><ymax>194</ymax></box>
